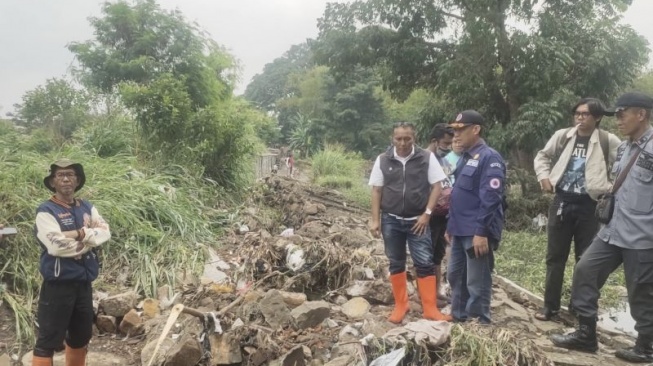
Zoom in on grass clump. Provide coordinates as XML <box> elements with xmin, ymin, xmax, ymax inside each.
<box><xmin>495</xmin><ymin>231</ymin><xmax>626</xmax><ymax>309</ymax></box>
<box><xmin>311</xmin><ymin>143</ymin><xmax>370</xmax><ymax>208</ymax></box>
<box><xmin>0</xmin><ymin>127</ymin><xmax>231</xmax><ymax>348</ymax></box>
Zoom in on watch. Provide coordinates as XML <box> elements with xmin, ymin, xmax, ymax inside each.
<box><xmin>425</xmin><ymin>208</ymin><xmax>432</xmax><ymax>216</ymax></box>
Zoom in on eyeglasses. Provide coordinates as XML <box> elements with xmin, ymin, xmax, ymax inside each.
<box><xmin>55</xmin><ymin>172</ymin><xmax>77</xmax><ymax>179</ymax></box>
<box><xmin>573</xmin><ymin>112</ymin><xmax>592</xmax><ymax>119</ymax></box>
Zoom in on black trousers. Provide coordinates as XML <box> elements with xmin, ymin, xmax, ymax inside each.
<box><xmin>543</xmin><ymin>193</ymin><xmax>598</xmax><ymax>312</ymax></box>
<box><xmin>34</xmin><ymin>281</ymin><xmax>94</xmax><ymax>357</ymax></box>
<box><xmin>430</xmin><ymin>215</ymin><xmax>448</xmax><ymax>266</ymax></box>
<box><xmin>572</xmin><ymin>237</ymin><xmax>653</xmax><ymax>337</ymax></box>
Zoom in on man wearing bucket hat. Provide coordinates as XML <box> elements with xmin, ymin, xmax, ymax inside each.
<box><xmin>551</xmin><ymin>92</ymin><xmax>653</xmax><ymax>362</ymax></box>
<box><xmin>31</xmin><ymin>159</ymin><xmax>111</xmax><ymax>366</ymax></box>
<box><xmin>446</xmin><ymin>110</ymin><xmax>506</xmax><ymax>324</ymax></box>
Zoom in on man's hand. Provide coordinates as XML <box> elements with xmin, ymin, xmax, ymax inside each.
<box><xmin>473</xmin><ymin>235</ymin><xmax>489</xmax><ymax>258</ymax></box>
<box><xmin>411</xmin><ymin>214</ymin><xmax>430</xmax><ymax>237</ymax></box>
<box><xmin>369</xmin><ymin>219</ymin><xmax>381</xmax><ymax>238</ymax></box>
<box><xmin>540</xmin><ymin>178</ymin><xmax>554</xmax><ymax>193</ymax></box>
<box><xmin>444</xmin><ymin>231</ymin><xmax>451</xmax><ymax>245</ymax></box>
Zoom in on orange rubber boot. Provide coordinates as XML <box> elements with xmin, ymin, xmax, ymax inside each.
<box><xmin>417</xmin><ymin>276</ymin><xmax>452</xmax><ymax>321</ymax></box>
<box><xmin>65</xmin><ymin>345</ymin><xmax>87</xmax><ymax>366</ymax></box>
<box><xmin>388</xmin><ymin>272</ymin><xmax>409</xmax><ymax>324</ymax></box>
<box><xmin>31</xmin><ymin>355</ymin><xmax>53</xmax><ymax>366</ymax></box>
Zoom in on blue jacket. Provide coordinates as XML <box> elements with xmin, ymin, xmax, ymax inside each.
<box><xmin>447</xmin><ymin>140</ymin><xmax>506</xmax><ymax>242</ymax></box>
<box><xmin>34</xmin><ymin>197</ymin><xmax>111</xmax><ymax>282</ymax></box>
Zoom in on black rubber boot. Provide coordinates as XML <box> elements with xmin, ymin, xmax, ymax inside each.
<box><xmin>550</xmin><ymin>316</ymin><xmax>598</xmax><ymax>353</ymax></box>
<box><xmin>616</xmin><ymin>335</ymin><xmax>653</xmax><ymax>363</ymax></box>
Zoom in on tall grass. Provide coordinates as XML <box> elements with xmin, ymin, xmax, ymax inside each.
<box><xmin>310</xmin><ymin>143</ymin><xmax>370</xmax><ymax>208</ymax></box>
<box><xmin>495</xmin><ymin>231</ymin><xmax>626</xmax><ymax>309</ymax></box>
<box><xmin>0</xmin><ymin>126</ymin><xmax>231</xmax><ymax>347</ymax></box>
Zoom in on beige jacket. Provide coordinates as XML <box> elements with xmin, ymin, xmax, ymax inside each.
<box><xmin>534</xmin><ymin>126</ymin><xmax>621</xmax><ymax>200</ymax></box>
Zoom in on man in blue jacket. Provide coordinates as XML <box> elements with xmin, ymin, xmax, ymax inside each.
<box><xmin>31</xmin><ymin>159</ymin><xmax>111</xmax><ymax>366</ymax></box>
<box><xmin>447</xmin><ymin>110</ymin><xmax>506</xmax><ymax>324</ymax></box>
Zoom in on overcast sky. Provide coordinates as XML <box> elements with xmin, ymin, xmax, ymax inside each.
<box><xmin>1</xmin><ymin>0</ymin><xmax>652</xmax><ymax>114</ymax></box>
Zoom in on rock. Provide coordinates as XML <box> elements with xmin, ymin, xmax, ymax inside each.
<box><xmin>119</xmin><ymin>309</ymin><xmax>143</xmax><ymax>336</ymax></box>
<box><xmin>338</xmin><ymin>325</ymin><xmax>361</xmax><ymax>341</ymax></box>
<box><xmin>362</xmin><ymin>318</ymin><xmax>394</xmax><ymax>338</ymax></box>
<box><xmin>302</xmin><ymin>345</ymin><xmax>312</xmax><ymax>359</ymax></box>
<box><xmin>533</xmin><ymin>319</ymin><xmax>562</xmax><ymax>334</ymax></box>
<box><xmin>333</xmin><ymin>295</ymin><xmax>348</xmax><ymax>305</ymax></box>
<box><xmin>260</xmin><ymin>290</ymin><xmax>292</xmax><ymax>329</ymax></box>
<box><xmin>142</xmin><ymin>298</ymin><xmax>160</xmax><ymax>319</ymax></box>
<box><xmin>341</xmin><ymin>297</ymin><xmax>370</xmax><ymax>319</ymax></box>
<box><xmin>201</xmin><ymin>261</ymin><xmax>229</xmax><ymax>284</ymax></box>
<box><xmin>269</xmin><ymin>345</ymin><xmax>306</xmax><ymax>366</ymax></box>
<box><xmin>304</xmin><ymin>203</ymin><xmax>319</xmax><ymax>215</ymax></box>
<box><xmin>322</xmin><ymin>318</ymin><xmax>339</xmax><ymax>328</ymax></box>
<box><xmin>232</xmin><ymin>318</ymin><xmax>245</xmax><ymax>329</ymax></box>
<box><xmin>199</xmin><ymin>297</ymin><xmax>215</xmax><ymax>309</ymax></box>
<box><xmin>100</xmin><ymin>291</ymin><xmax>138</xmax><ymax>317</ymax></box>
<box><xmin>325</xmin><ymin>353</ymin><xmax>356</xmax><ymax>365</ymax></box>
<box><xmin>23</xmin><ymin>351</ymin><xmax>126</xmax><ymax>366</ymax></box>
<box><xmin>0</xmin><ymin>354</ymin><xmax>10</xmax><ymax>366</ymax></box>
<box><xmin>141</xmin><ymin>338</ymin><xmax>175</xmax><ymax>366</ymax></box>
<box><xmin>165</xmin><ymin>335</ymin><xmax>202</xmax><ymax>366</ymax></box>
<box><xmin>346</xmin><ymin>280</ymin><xmax>393</xmax><ymax>304</ymax></box>
<box><xmin>503</xmin><ymin>308</ymin><xmax>530</xmax><ymax>322</ymax></box>
<box><xmin>291</xmin><ymin>301</ymin><xmax>331</xmax><ymax>329</ymax></box>
<box><xmin>210</xmin><ymin>333</ymin><xmax>243</xmax><ymax>365</ymax></box>
<box><xmin>278</xmin><ymin>291</ymin><xmax>307</xmax><ymax>307</ymax></box>
<box><xmin>96</xmin><ymin>315</ymin><xmax>117</xmax><ymax>334</ymax></box>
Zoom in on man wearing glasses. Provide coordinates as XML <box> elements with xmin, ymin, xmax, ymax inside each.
<box><xmin>368</xmin><ymin>122</ymin><xmax>452</xmax><ymax>323</ymax></box>
<box><xmin>446</xmin><ymin>110</ymin><xmax>506</xmax><ymax>324</ymax></box>
<box><xmin>31</xmin><ymin>159</ymin><xmax>111</xmax><ymax>366</ymax></box>
<box><xmin>551</xmin><ymin>92</ymin><xmax>653</xmax><ymax>362</ymax></box>
<box><xmin>533</xmin><ymin>98</ymin><xmax>620</xmax><ymax>322</ymax></box>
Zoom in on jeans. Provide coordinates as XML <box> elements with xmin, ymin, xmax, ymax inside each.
<box><xmin>448</xmin><ymin>235</ymin><xmax>494</xmax><ymax>323</ymax></box>
<box><xmin>544</xmin><ymin>193</ymin><xmax>598</xmax><ymax>312</ymax></box>
<box><xmin>381</xmin><ymin>213</ymin><xmax>435</xmax><ymax>278</ymax></box>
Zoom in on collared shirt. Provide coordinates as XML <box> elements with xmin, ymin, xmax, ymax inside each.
<box><xmin>369</xmin><ymin>145</ymin><xmax>446</xmax><ymax>220</ymax></box>
<box><xmin>447</xmin><ymin>139</ymin><xmax>506</xmax><ymax>241</ymax></box>
<box><xmin>598</xmin><ymin>127</ymin><xmax>653</xmax><ymax>250</ymax></box>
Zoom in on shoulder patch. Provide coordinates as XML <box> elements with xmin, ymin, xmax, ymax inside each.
<box><xmin>489</xmin><ymin>178</ymin><xmax>501</xmax><ymax>189</ymax></box>
<box><xmin>490</xmin><ymin>162</ymin><xmax>502</xmax><ymax>169</ymax></box>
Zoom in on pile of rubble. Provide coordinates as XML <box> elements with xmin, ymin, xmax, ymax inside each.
<box><xmin>15</xmin><ymin>176</ymin><xmax>639</xmax><ymax>365</ymax></box>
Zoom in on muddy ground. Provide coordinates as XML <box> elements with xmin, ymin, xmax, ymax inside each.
<box><xmin>0</xmin><ymin>176</ymin><xmax>639</xmax><ymax>366</ymax></box>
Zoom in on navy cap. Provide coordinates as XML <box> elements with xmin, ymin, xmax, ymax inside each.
<box><xmin>449</xmin><ymin>110</ymin><xmax>484</xmax><ymax>128</ymax></box>
<box><xmin>605</xmin><ymin>92</ymin><xmax>653</xmax><ymax>115</ymax></box>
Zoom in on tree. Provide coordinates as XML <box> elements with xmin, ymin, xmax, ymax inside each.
<box><xmin>244</xmin><ymin>42</ymin><xmax>314</xmax><ymax>111</ymax></box>
<box><xmin>13</xmin><ymin>78</ymin><xmax>90</xmax><ymax>143</ymax></box>
<box><xmin>315</xmin><ymin>0</ymin><xmax>649</xmax><ymax>192</ymax></box>
<box><xmin>68</xmin><ymin>0</ymin><xmax>272</xmax><ymax>188</ymax></box>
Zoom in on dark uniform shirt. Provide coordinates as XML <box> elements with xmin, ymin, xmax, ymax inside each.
<box><xmin>447</xmin><ymin>140</ymin><xmax>506</xmax><ymax>242</ymax></box>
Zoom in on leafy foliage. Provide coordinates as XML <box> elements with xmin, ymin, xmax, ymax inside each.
<box><xmin>314</xmin><ymin>0</ymin><xmax>649</xmax><ymax>188</ymax></box>
<box><xmin>13</xmin><ymin>78</ymin><xmax>90</xmax><ymax>144</ymax></box>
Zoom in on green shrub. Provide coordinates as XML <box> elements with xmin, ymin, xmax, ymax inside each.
<box><xmin>316</xmin><ymin>175</ymin><xmax>354</xmax><ymax>189</ymax></box>
<box><xmin>311</xmin><ymin>143</ymin><xmax>364</xmax><ymax>180</ymax></box>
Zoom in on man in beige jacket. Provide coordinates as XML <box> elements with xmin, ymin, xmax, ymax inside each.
<box><xmin>533</xmin><ymin>97</ymin><xmax>621</xmax><ymax>321</ymax></box>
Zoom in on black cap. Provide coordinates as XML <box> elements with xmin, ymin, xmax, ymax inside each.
<box><xmin>604</xmin><ymin>92</ymin><xmax>653</xmax><ymax>115</ymax></box>
<box><xmin>43</xmin><ymin>159</ymin><xmax>86</xmax><ymax>193</ymax></box>
<box><xmin>449</xmin><ymin>110</ymin><xmax>484</xmax><ymax>128</ymax></box>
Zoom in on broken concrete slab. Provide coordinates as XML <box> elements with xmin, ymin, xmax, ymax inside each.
<box><xmin>100</xmin><ymin>291</ymin><xmax>138</xmax><ymax>317</ymax></box>
<box><xmin>291</xmin><ymin>301</ymin><xmax>331</xmax><ymax>329</ymax></box>
<box><xmin>341</xmin><ymin>297</ymin><xmax>370</xmax><ymax>319</ymax></box>
<box><xmin>210</xmin><ymin>333</ymin><xmax>243</xmax><ymax>365</ymax></box>
<box><xmin>260</xmin><ymin>290</ymin><xmax>292</xmax><ymax>328</ymax></box>
<box><xmin>96</xmin><ymin>314</ymin><xmax>117</xmax><ymax>334</ymax></box>
<box><xmin>165</xmin><ymin>335</ymin><xmax>202</xmax><ymax>366</ymax></box>
<box><xmin>269</xmin><ymin>345</ymin><xmax>306</xmax><ymax>366</ymax></box>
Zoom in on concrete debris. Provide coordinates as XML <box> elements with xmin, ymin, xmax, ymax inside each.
<box><xmin>291</xmin><ymin>301</ymin><xmax>331</xmax><ymax>329</ymax></box>
<box><xmin>100</xmin><ymin>291</ymin><xmax>138</xmax><ymax>317</ymax></box>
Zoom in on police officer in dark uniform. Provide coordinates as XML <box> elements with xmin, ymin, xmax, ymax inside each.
<box><xmin>447</xmin><ymin>110</ymin><xmax>506</xmax><ymax>324</ymax></box>
<box><xmin>551</xmin><ymin>92</ymin><xmax>653</xmax><ymax>363</ymax></box>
